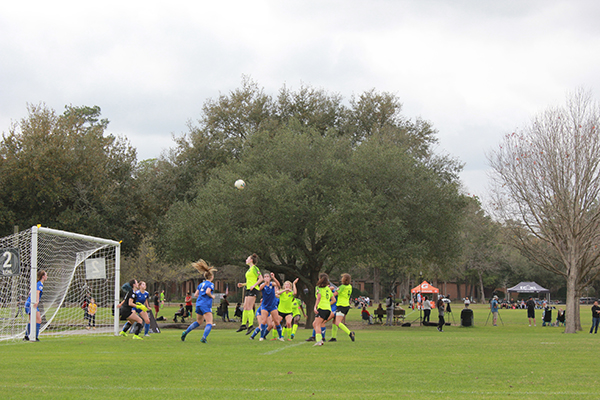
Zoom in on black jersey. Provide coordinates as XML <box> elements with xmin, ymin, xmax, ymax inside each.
<box><xmin>122</xmin><ymin>290</ymin><xmax>137</xmax><ymax>311</ymax></box>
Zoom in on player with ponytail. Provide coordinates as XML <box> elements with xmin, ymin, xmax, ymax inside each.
<box><xmin>181</xmin><ymin>260</ymin><xmax>217</xmax><ymax>343</ymax></box>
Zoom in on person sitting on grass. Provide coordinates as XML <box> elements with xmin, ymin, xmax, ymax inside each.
<box><xmin>173</xmin><ymin>303</ymin><xmax>189</xmax><ymax>323</ymax></box>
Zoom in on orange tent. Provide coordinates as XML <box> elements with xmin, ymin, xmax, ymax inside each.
<box><xmin>411</xmin><ymin>281</ymin><xmax>439</xmax><ymax>294</ymax></box>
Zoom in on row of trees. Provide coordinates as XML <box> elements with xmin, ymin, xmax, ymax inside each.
<box><xmin>2</xmin><ymin>79</ymin><xmax>597</xmax><ymax>332</ymax></box>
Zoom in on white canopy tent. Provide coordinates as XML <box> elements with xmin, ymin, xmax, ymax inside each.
<box><xmin>507</xmin><ymin>281</ymin><xmax>551</xmax><ymax>301</ymax></box>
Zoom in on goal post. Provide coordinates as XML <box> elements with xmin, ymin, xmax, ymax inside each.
<box><xmin>0</xmin><ymin>226</ymin><xmax>121</xmax><ymax>341</ymax></box>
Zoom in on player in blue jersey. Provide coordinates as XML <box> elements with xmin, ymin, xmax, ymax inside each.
<box><xmin>249</xmin><ymin>300</ymin><xmax>273</xmax><ymax>340</ymax></box>
<box><xmin>256</xmin><ymin>272</ymin><xmax>284</xmax><ymax>341</ymax></box>
<box><xmin>181</xmin><ymin>260</ymin><xmax>217</xmax><ymax>343</ymax></box>
<box><xmin>135</xmin><ymin>281</ymin><xmax>152</xmax><ymax>337</ymax></box>
<box><xmin>24</xmin><ymin>270</ymin><xmax>48</xmax><ymax>341</ymax></box>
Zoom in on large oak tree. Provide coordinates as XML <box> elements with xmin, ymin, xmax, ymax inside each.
<box><xmin>159</xmin><ymin>81</ymin><xmax>466</xmax><ymax>324</ymax></box>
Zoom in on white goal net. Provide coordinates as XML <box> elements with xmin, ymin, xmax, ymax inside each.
<box><xmin>0</xmin><ymin>226</ymin><xmax>120</xmax><ymax>341</ymax></box>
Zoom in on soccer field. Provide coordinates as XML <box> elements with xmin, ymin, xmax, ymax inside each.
<box><xmin>0</xmin><ymin>304</ymin><xmax>596</xmax><ymax>400</ymax></box>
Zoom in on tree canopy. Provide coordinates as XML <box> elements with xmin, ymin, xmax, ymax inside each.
<box><xmin>158</xmin><ymin>80</ymin><xmax>466</xmax><ymax>322</ymax></box>
<box><xmin>0</xmin><ymin>104</ymin><xmax>140</xmax><ymax>254</ymax></box>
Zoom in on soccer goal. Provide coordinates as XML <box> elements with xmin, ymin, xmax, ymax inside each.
<box><xmin>0</xmin><ymin>226</ymin><xmax>120</xmax><ymax>341</ymax></box>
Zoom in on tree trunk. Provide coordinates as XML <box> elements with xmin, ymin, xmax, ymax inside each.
<box><xmin>478</xmin><ymin>271</ymin><xmax>485</xmax><ymax>304</ymax></box>
<box><xmin>564</xmin><ymin>274</ymin><xmax>580</xmax><ymax>333</ymax></box>
<box><xmin>373</xmin><ymin>267</ymin><xmax>380</xmax><ymax>303</ymax></box>
<box><xmin>456</xmin><ymin>279</ymin><xmax>462</xmax><ymax>301</ymax></box>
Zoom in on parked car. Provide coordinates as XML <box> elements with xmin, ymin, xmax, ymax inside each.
<box><xmin>579</xmin><ymin>297</ymin><xmax>597</xmax><ymax>304</ymax></box>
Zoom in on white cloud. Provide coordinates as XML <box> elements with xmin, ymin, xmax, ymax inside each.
<box><xmin>2</xmin><ymin>0</ymin><xmax>600</xmax><ymax>203</ymax></box>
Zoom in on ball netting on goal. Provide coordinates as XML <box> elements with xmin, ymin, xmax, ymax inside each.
<box><xmin>0</xmin><ymin>226</ymin><xmax>120</xmax><ymax>341</ymax></box>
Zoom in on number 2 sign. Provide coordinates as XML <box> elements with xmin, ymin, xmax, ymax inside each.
<box><xmin>0</xmin><ymin>249</ymin><xmax>20</xmax><ymax>277</ymax></box>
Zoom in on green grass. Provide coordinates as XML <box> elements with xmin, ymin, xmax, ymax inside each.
<box><xmin>0</xmin><ymin>304</ymin><xmax>597</xmax><ymax>400</ymax></box>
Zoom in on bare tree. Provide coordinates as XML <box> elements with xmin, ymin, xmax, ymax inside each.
<box><xmin>488</xmin><ymin>89</ymin><xmax>600</xmax><ymax>333</ymax></box>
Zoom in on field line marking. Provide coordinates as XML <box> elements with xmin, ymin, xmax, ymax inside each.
<box><xmin>261</xmin><ymin>341</ymin><xmax>307</xmax><ymax>355</ymax></box>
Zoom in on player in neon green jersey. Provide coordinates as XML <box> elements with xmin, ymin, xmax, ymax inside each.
<box><xmin>329</xmin><ymin>273</ymin><xmax>355</xmax><ymax>342</ymax></box>
<box><xmin>276</xmin><ymin>278</ymin><xmax>299</xmax><ymax>340</ymax></box>
<box><xmin>236</xmin><ymin>254</ymin><xmax>260</xmax><ymax>334</ymax></box>
<box><xmin>313</xmin><ymin>273</ymin><xmax>334</xmax><ymax>346</ymax></box>
<box><xmin>291</xmin><ymin>297</ymin><xmax>306</xmax><ymax>339</ymax></box>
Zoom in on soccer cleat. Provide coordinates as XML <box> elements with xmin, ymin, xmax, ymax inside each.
<box><xmin>144</xmin><ymin>334</ymin><xmax>150</xmax><ymax>337</ymax></box>
<box><xmin>200</xmin><ymin>338</ymin><xmax>207</xmax><ymax>343</ymax></box>
<box><xmin>132</xmin><ymin>334</ymin><xmax>143</xmax><ymax>340</ymax></box>
<box><xmin>23</xmin><ymin>336</ymin><xmax>29</xmax><ymax>341</ymax></box>
<box><xmin>181</xmin><ymin>331</ymin><xmax>187</xmax><ymax>341</ymax></box>
<box><xmin>236</xmin><ymin>325</ymin><xmax>247</xmax><ymax>332</ymax></box>
<box><xmin>119</xmin><ymin>331</ymin><xmax>128</xmax><ymax>337</ymax></box>
<box><xmin>305</xmin><ymin>336</ymin><xmax>316</xmax><ymax>342</ymax></box>
<box><xmin>246</xmin><ymin>326</ymin><xmax>254</xmax><ymax>335</ymax></box>
<box><xmin>259</xmin><ymin>337</ymin><xmax>264</xmax><ymax>341</ymax></box>
<box><xmin>349</xmin><ymin>332</ymin><xmax>355</xmax><ymax>342</ymax></box>
<box><xmin>290</xmin><ymin>334</ymin><xmax>295</xmax><ymax>339</ymax></box>
<box><xmin>250</xmin><ymin>335</ymin><xmax>255</xmax><ymax>340</ymax></box>
<box><xmin>313</xmin><ymin>341</ymin><xmax>324</xmax><ymax>346</ymax></box>
<box><xmin>277</xmin><ymin>337</ymin><xmax>285</xmax><ymax>341</ymax></box>
<box><xmin>328</xmin><ymin>338</ymin><xmax>337</xmax><ymax>342</ymax></box>
<box><xmin>34</xmin><ymin>338</ymin><xmax>40</xmax><ymax>342</ymax></box>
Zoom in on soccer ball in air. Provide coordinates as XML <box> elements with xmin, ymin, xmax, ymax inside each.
<box><xmin>234</xmin><ymin>179</ymin><xmax>246</xmax><ymax>190</ymax></box>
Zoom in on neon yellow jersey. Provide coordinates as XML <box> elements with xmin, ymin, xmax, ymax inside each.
<box><xmin>337</xmin><ymin>284</ymin><xmax>352</xmax><ymax>307</ymax></box>
<box><xmin>292</xmin><ymin>299</ymin><xmax>301</xmax><ymax>317</ymax></box>
<box><xmin>278</xmin><ymin>291</ymin><xmax>294</xmax><ymax>314</ymax></box>
<box><xmin>245</xmin><ymin>265</ymin><xmax>260</xmax><ymax>289</ymax></box>
<box><xmin>316</xmin><ymin>286</ymin><xmax>333</xmax><ymax>311</ymax></box>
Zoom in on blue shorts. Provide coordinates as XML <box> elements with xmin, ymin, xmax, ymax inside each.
<box><xmin>262</xmin><ymin>304</ymin><xmax>277</xmax><ymax>313</ymax></box>
<box><xmin>25</xmin><ymin>305</ymin><xmax>37</xmax><ymax>315</ymax></box>
<box><xmin>196</xmin><ymin>304</ymin><xmax>212</xmax><ymax>315</ymax></box>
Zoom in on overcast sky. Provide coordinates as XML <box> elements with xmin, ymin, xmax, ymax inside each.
<box><xmin>2</xmin><ymin>1</ymin><xmax>600</xmax><ymax>202</ymax></box>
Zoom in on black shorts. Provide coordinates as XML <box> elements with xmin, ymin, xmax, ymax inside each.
<box><xmin>245</xmin><ymin>288</ymin><xmax>259</xmax><ymax>297</ymax></box>
<box><xmin>527</xmin><ymin>309</ymin><xmax>535</xmax><ymax>318</ymax></box>
<box><xmin>316</xmin><ymin>309</ymin><xmax>331</xmax><ymax>320</ymax></box>
<box><xmin>279</xmin><ymin>312</ymin><xmax>292</xmax><ymax>321</ymax></box>
<box><xmin>292</xmin><ymin>314</ymin><xmax>301</xmax><ymax>323</ymax></box>
<box><xmin>336</xmin><ymin>306</ymin><xmax>350</xmax><ymax>316</ymax></box>
<box><xmin>120</xmin><ymin>307</ymin><xmax>133</xmax><ymax>321</ymax></box>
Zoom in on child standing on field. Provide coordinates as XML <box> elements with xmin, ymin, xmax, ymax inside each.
<box><xmin>87</xmin><ymin>298</ymin><xmax>97</xmax><ymax>329</ymax></box>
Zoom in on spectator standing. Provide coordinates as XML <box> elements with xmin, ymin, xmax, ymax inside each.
<box><xmin>385</xmin><ymin>294</ymin><xmax>394</xmax><ymax>326</ymax></box>
<box><xmin>526</xmin><ymin>296</ymin><xmax>536</xmax><ymax>326</ymax></box>
<box><xmin>437</xmin><ymin>296</ymin><xmax>446</xmax><ymax>332</ymax></box>
<box><xmin>590</xmin><ymin>301</ymin><xmax>600</xmax><ymax>334</ymax></box>
<box><xmin>220</xmin><ymin>295</ymin><xmax>230</xmax><ymax>322</ymax></box>
<box><xmin>491</xmin><ymin>295</ymin><xmax>499</xmax><ymax>326</ymax></box>
<box><xmin>87</xmin><ymin>298</ymin><xmax>97</xmax><ymax>329</ymax></box>
<box><xmin>422</xmin><ymin>296</ymin><xmax>431</xmax><ymax>323</ymax></box>
<box><xmin>185</xmin><ymin>292</ymin><xmax>193</xmax><ymax>319</ymax></box>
